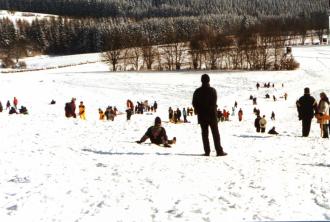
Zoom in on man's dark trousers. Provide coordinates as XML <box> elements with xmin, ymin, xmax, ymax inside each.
<box><xmin>200</xmin><ymin>122</ymin><xmax>222</xmax><ymax>155</ymax></box>
<box><xmin>302</xmin><ymin>118</ymin><xmax>312</xmax><ymax>137</ymax></box>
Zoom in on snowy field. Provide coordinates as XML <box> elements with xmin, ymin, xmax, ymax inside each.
<box><xmin>0</xmin><ymin>10</ymin><xmax>56</xmax><ymax>23</ymax></box>
<box><xmin>1</xmin><ymin>46</ymin><xmax>330</xmax><ymax>221</ymax></box>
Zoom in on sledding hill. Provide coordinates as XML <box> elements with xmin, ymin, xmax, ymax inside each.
<box><xmin>0</xmin><ymin>46</ymin><xmax>330</xmax><ymax>221</ymax></box>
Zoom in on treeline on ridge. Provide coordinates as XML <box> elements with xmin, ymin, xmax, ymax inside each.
<box><xmin>0</xmin><ymin>0</ymin><xmax>328</xmax><ymax>19</ymax></box>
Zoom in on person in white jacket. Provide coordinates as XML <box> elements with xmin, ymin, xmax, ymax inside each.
<box><xmin>317</xmin><ymin>92</ymin><xmax>329</xmax><ymax>138</ymax></box>
<box><xmin>259</xmin><ymin>115</ymin><xmax>267</xmax><ymax>133</ymax></box>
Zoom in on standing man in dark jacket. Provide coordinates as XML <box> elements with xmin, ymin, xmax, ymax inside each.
<box><xmin>296</xmin><ymin>87</ymin><xmax>317</xmax><ymax>137</ymax></box>
<box><xmin>192</xmin><ymin>74</ymin><xmax>227</xmax><ymax>156</ymax></box>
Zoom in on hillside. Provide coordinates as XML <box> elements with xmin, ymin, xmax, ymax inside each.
<box><xmin>0</xmin><ymin>45</ymin><xmax>330</xmax><ymax>221</ymax></box>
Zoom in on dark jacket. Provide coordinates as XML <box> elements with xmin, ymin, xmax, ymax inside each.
<box><xmin>145</xmin><ymin>126</ymin><xmax>168</xmax><ymax>145</ymax></box>
<box><xmin>254</xmin><ymin>116</ymin><xmax>261</xmax><ymax>128</ymax></box>
<box><xmin>296</xmin><ymin>94</ymin><xmax>317</xmax><ymax>120</ymax></box>
<box><xmin>192</xmin><ymin>83</ymin><xmax>218</xmax><ymax>124</ymax></box>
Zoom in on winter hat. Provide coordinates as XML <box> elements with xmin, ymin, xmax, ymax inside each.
<box><xmin>304</xmin><ymin>87</ymin><xmax>310</xmax><ymax>94</ymax></box>
<box><xmin>155</xmin><ymin>116</ymin><xmax>161</xmax><ymax>125</ymax></box>
<box><xmin>201</xmin><ymin>74</ymin><xmax>210</xmax><ymax>84</ymax></box>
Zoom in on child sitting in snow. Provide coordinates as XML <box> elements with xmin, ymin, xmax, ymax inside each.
<box><xmin>136</xmin><ymin>117</ymin><xmax>176</xmax><ymax>147</ymax></box>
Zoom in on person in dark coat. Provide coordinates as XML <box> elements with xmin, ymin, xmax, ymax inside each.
<box><xmin>176</xmin><ymin>108</ymin><xmax>181</xmax><ymax>121</ymax></box>
<box><xmin>254</xmin><ymin>115</ymin><xmax>261</xmax><ymax>132</ymax></box>
<box><xmin>168</xmin><ymin>107</ymin><xmax>173</xmax><ymax>121</ymax></box>
<box><xmin>126</xmin><ymin>108</ymin><xmax>132</xmax><ymax>120</ymax></box>
<box><xmin>19</xmin><ymin>106</ymin><xmax>28</xmax><ymax>114</ymax></box>
<box><xmin>183</xmin><ymin>108</ymin><xmax>188</xmax><ymax>123</ymax></box>
<box><xmin>6</xmin><ymin>100</ymin><xmax>10</xmax><ymax>110</ymax></box>
<box><xmin>153</xmin><ymin>101</ymin><xmax>158</xmax><ymax>112</ymax></box>
<box><xmin>268</xmin><ymin>127</ymin><xmax>279</xmax><ymax>135</ymax></box>
<box><xmin>271</xmin><ymin>111</ymin><xmax>275</xmax><ymax>120</ymax></box>
<box><xmin>65</xmin><ymin>98</ymin><xmax>76</xmax><ymax>118</ymax></box>
<box><xmin>253</xmin><ymin>97</ymin><xmax>257</xmax><ymax>105</ymax></box>
<box><xmin>136</xmin><ymin>117</ymin><xmax>176</xmax><ymax>147</ymax></box>
<box><xmin>9</xmin><ymin>107</ymin><xmax>18</xmax><ymax>114</ymax></box>
<box><xmin>0</xmin><ymin>101</ymin><xmax>3</xmax><ymax>112</ymax></box>
<box><xmin>192</xmin><ymin>74</ymin><xmax>227</xmax><ymax>156</ymax></box>
<box><xmin>296</xmin><ymin>87</ymin><xmax>317</xmax><ymax>137</ymax></box>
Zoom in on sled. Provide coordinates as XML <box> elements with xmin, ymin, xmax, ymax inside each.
<box><xmin>315</xmin><ymin>114</ymin><xmax>330</xmax><ymax>122</ymax></box>
<box><xmin>163</xmin><ymin>120</ymin><xmax>189</xmax><ymax>124</ymax></box>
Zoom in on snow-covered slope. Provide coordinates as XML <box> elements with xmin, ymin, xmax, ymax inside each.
<box><xmin>0</xmin><ymin>10</ymin><xmax>56</xmax><ymax>23</ymax></box>
<box><xmin>0</xmin><ymin>46</ymin><xmax>330</xmax><ymax>221</ymax></box>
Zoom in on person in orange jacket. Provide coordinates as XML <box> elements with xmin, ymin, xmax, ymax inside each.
<box><xmin>79</xmin><ymin>101</ymin><xmax>86</xmax><ymax>120</ymax></box>
<box><xmin>99</xmin><ymin>108</ymin><xmax>105</xmax><ymax>120</ymax></box>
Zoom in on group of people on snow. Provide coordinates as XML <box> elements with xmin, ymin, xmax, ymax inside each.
<box><xmin>64</xmin><ymin>98</ymin><xmax>159</xmax><ymax>121</ymax></box>
<box><xmin>137</xmin><ymin>74</ymin><xmax>228</xmax><ymax>155</ymax></box>
<box><xmin>168</xmin><ymin>107</ymin><xmax>193</xmax><ymax>123</ymax></box>
<box><xmin>134</xmin><ymin>101</ymin><xmax>158</xmax><ymax>114</ymax></box>
<box><xmin>256</xmin><ymin>82</ymin><xmax>282</xmax><ymax>90</ymax></box>
<box><xmin>0</xmin><ymin>97</ymin><xmax>28</xmax><ymax>115</ymax></box>
<box><xmin>296</xmin><ymin>88</ymin><xmax>330</xmax><ymax>138</ymax></box>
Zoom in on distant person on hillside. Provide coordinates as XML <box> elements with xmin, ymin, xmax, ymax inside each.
<box><xmin>254</xmin><ymin>115</ymin><xmax>261</xmax><ymax>133</ymax></box>
<box><xmin>296</xmin><ymin>87</ymin><xmax>317</xmax><ymax>137</ymax></box>
<box><xmin>238</xmin><ymin>108</ymin><xmax>243</xmax><ymax>122</ymax></box>
<box><xmin>127</xmin><ymin>100</ymin><xmax>134</xmax><ymax>111</ymax></box>
<box><xmin>105</xmin><ymin>106</ymin><xmax>115</xmax><ymax>121</ymax></box>
<box><xmin>259</xmin><ymin>115</ymin><xmax>267</xmax><ymax>133</ymax></box>
<box><xmin>153</xmin><ymin>101</ymin><xmax>158</xmax><ymax>112</ymax></box>
<box><xmin>192</xmin><ymin>74</ymin><xmax>227</xmax><ymax>156</ymax></box>
<box><xmin>6</xmin><ymin>100</ymin><xmax>10</xmax><ymax>110</ymax></box>
<box><xmin>168</xmin><ymin>107</ymin><xmax>173</xmax><ymax>121</ymax></box>
<box><xmin>284</xmin><ymin>93</ymin><xmax>288</xmax><ymax>100</ymax></box>
<box><xmin>9</xmin><ymin>107</ymin><xmax>17</xmax><ymax>115</ymax></box>
<box><xmin>13</xmin><ymin>97</ymin><xmax>18</xmax><ymax>109</ymax></box>
<box><xmin>253</xmin><ymin>97</ymin><xmax>257</xmax><ymax>105</ymax></box>
<box><xmin>271</xmin><ymin>111</ymin><xmax>275</xmax><ymax>120</ymax></box>
<box><xmin>268</xmin><ymin>127</ymin><xmax>279</xmax><ymax>135</ymax></box>
<box><xmin>136</xmin><ymin>117</ymin><xmax>176</xmax><ymax>148</ymax></box>
<box><xmin>176</xmin><ymin>108</ymin><xmax>181</xmax><ymax>122</ymax></box>
<box><xmin>79</xmin><ymin>101</ymin><xmax>86</xmax><ymax>120</ymax></box>
<box><xmin>99</xmin><ymin>108</ymin><xmax>105</xmax><ymax>120</ymax></box>
<box><xmin>65</xmin><ymin>98</ymin><xmax>76</xmax><ymax>118</ymax></box>
<box><xmin>19</xmin><ymin>106</ymin><xmax>28</xmax><ymax>115</ymax></box>
<box><xmin>126</xmin><ymin>108</ymin><xmax>133</xmax><ymax>121</ymax></box>
<box><xmin>316</xmin><ymin>92</ymin><xmax>329</xmax><ymax>138</ymax></box>
<box><xmin>256</xmin><ymin>83</ymin><xmax>260</xmax><ymax>90</ymax></box>
<box><xmin>183</xmin><ymin>108</ymin><xmax>188</xmax><ymax>123</ymax></box>
<box><xmin>231</xmin><ymin>107</ymin><xmax>235</xmax><ymax>116</ymax></box>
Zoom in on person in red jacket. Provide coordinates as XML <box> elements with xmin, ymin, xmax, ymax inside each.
<box><xmin>238</xmin><ymin>108</ymin><xmax>243</xmax><ymax>121</ymax></box>
<box><xmin>13</xmin><ymin>97</ymin><xmax>18</xmax><ymax>109</ymax></box>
